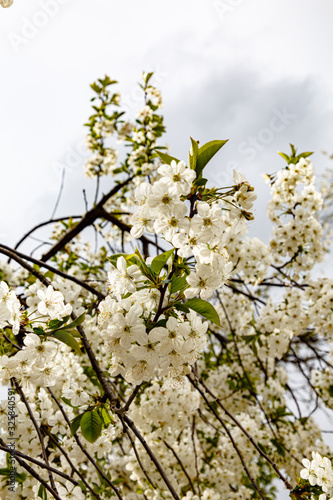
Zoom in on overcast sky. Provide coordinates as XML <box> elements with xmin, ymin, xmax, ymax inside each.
<box><xmin>1</xmin><ymin>0</ymin><xmax>333</xmax><ymax>254</ymax></box>
<box><xmin>1</xmin><ymin>1</ymin><xmax>333</xmax><ymax>494</ymax></box>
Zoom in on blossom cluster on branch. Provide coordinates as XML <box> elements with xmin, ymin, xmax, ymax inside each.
<box><xmin>0</xmin><ymin>73</ymin><xmax>332</xmax><ymax>500</ymax></box>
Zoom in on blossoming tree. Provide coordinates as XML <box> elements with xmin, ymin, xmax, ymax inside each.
<box><xmin>0</xmin><ymin>73</ymin><xmax>332</xmax><ymax>500</ymax></box>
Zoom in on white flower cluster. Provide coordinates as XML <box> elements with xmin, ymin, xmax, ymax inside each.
<box><xmin>227</xmin><ymin>236</ymin><xmax>272</xmax><ymax>285</ymax></box>
<box><xmin>301</xmin><ymin>452</ymin><xmax>333</xmax><ymax>500</ymax></box>
<box><xmin>129</xmin><ymin>378</ymin><xmax>200</xmax><ymax>437</ymax></box>
<box><xmin>129</xmin><ymin>160</ymin><xmax>195</xmax><ymax>239</ymax></box>
<box><xmin>37</xmin><ymin>285</ymin><xmax>72</xmax><ymax>319</ymax></box>
<box><xmin>84</xmin><ymin>147</ymin><xmax>118</xmax><ymax>178</ymax></box>
<box><xmin>0</xmin><ymin>281</ymin><xmax>21</xmax><ymax>334</ymax></box>
<box><xmin>130</xmin><ymin>159</ymin><xmax>235</xmax><ymax>299</ymax></box>
<box><xmin>268</xmin><ymin>158</ymin><xmax>324</xmax><ymax>272</ymax></box>
<box><xmin>0</xmin><ymin>285</ymin><xmax>76</xmax><ymax>389</ymax></box>
<box><xmin>0</xmin><ymin>333</ymin><xmax>64</xmax><ymax>388</ymax></box>
<box><xmin>99</xmin><ymin>277</ymin><xmax>208</xmax><ymax>384</ymax></box>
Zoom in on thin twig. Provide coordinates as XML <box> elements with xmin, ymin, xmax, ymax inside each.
<box><xmin>188</xmin><ymin>374</ymin><xmax>294</xmax><ymax>492</ymax></box>
<box><xmin>164</xmin><ymin>440</ymin><xmax>196</xmax><ymax>495</ymax></box>
<box><xmin>120</xmin><ymin>384</ymin><xmax>142</xmax><ymax>412</ymax></box>
<box><xmin>45</xmin><ymin>430</ymin><xmax>101</xmax><ymax>499</ymax></box>
<box><xmin>123</xmin><ymin>415</ymin><xmax>181</xmax><ymax>500</ymax></box>
<box><xmin>47</xmin><ymin>388</ymin><xmax>124</xmax><ymax>499</ymax></box>
<box><xmin>191</xmin><ymin>415</ymin><xmax>201</xmax><ymax>498</ymax></box>
<box><xmin>12</xmin><ymin>454</ymin><xmax>63</xmax><ymax>500</ymax></box>
<box><xmin>13</xmin><ymin>379</ymin><xmax>58</xmax><ymax>494</ymax></box>
<box><xmin>122</xmin><ymin>423</ymin><xmax>156</xmax><ymax>489</ymax></box>
<box><xmin>0</xmin><ymin>438</ymin><xmax>78</xmax><ymax>486</ymax></box>
<box><xmin>41</xmin><ymin>175</ymin><xmax>135</xmax><ymax>262</ymax></box>
<box><xmin>0</xmin><ymin>243</ymin><xmax>105</xmax><ymax>301</ymax></box>
<box><xmin>51</xmin><ymin>167</ymin><xmax>66</xmax><ymax>219</ymax></box>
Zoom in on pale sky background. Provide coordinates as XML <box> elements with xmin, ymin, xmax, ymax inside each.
<box><xmin>1</xmin><ymin>1</ymin><xmax>333</xmax><ymax>497</ymax></box>
<box><xmin>0</xmin><ymin>0</ymin><xmax>333</xmax><ymax>251</ymax></box>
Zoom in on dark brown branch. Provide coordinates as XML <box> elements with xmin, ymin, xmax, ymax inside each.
<box><xmin>10</xmin><ymin>453</ymin><xmax>63</xmax><ymax>500</ymax></box>
<box><xmin>45</xmin><ymin>430</ymin><xmax>101</xmax><ymax>499</ymax></box>
<box><xmin>0</xmin><ymin>438</ymin><xmax>78</xmax><ymax>486</ymax></box>
<box><xmin>226</xmin><ymin>283</ymin><xmax>266</xmax><ymax>305</ymax></box>
<box><xmin>0</xmin><ymin>244</ymin><xmax>105</xmax><ymax>301</ymax></box>
<box><xmin>123</xmin><ymin>415</ymin><xmax>181</xmax><ymax>500</ymax></box>
<box><xmin>120</xmin><ymin>384</ymin><xmax>142</xmax><ymax>413</ymax></box>
<box><xmin>12</xmin><ymin>216</ymin><xmax>82</xmax><ymax>254</ymax></box>
<box><xmin>198</xmin><ymin>405</ymin><xmax>267</xmax><ymax>499</ymax></box>
<box><xmin>271</xmin><ymin>265</ymin><xmax>305</xmax><ymax>290</ymax></box>
<box><xmin>41</xmin><ymin>176</ymin><xmax>135</xmax><ymax>262</ymax></box>
<box><xmin>164</xmin><ymin>440</ymin><xmax>197</xmax><ymax>495</ymax></box>
<box><xmin>2</xmin><ymin>332</ymin><xmax>21</xmax><ymax>351</ymax></box>
<box><xmin>0</xmin><ymin>246</ymin><xmax>50</xmax><ymax>287</ymax></box>
<box><xmin>191</xmin><ymin>416</ymin><xmax>201</xmax><ymax>498</ymax></box>
<box><xmin>122</xmin><ymin>424</ymin><xmax>156</xmax><ymax>489</ymax></box>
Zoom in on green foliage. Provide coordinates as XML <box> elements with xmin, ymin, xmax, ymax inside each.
<box><xmin>51</xmin><ymin>330</ymin><xmax>81</xmax><ymax>355</ymax></box>
<box><xmin>170</xmin><ymin>274</ymin><xmax>189</xmax><ymax>294</ymax></box>
<box><xmin>195</xmin><ymin>140</ymin><xmax>228</xmax><ymax>176</ymax></box>
<box><xmin>278</xmin><ymin>143</ymin><xmax>313</xmax><ymax>165</ymax></box>
<box><xmin>37</xmin><ymin>484</ymin><xmax>47</xmax><ymax>500</ymax></box>
<box><xmin>154</xmin><ymin>149</ymin><xmax>180</xmax><ymax>165</ymax></box>
<box><xmin>80</xmin><ymin>409</ymin><xmax>103</xmax><ymax>443</ymax></box>
<box><xmin>70</xmin><ymin>413</ymin><xmax>84</xmax><ymax>436</ymax></box>
<box><xmin>150</xmin><ymin>249</ymin><xmax>174</xmax><ymax>275</ymax></box>
<box><xmin>189</xmin><ymin>137</ymin><xmax>199</xmax><ymax>171</ymax></box>
<box><xmin>185</xmin><ymin>298</ymin><xmax>221</xmax><ymax>326</ymax></box>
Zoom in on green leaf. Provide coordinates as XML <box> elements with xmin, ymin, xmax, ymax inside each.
<box><xmin>170</xmin><ymin>275</ymin><xmax>189</xmax><ymax>294</ymax></box>
<box><xmin>128</xmin><ymin>249</ymin><xmax>155</xmax><ymax>282</ymax></box>
<box><xmin>63</xmin><ymin>329</ymin><xmax>82</xmax><ymax>338</ymax></box>
<box><xmin>154</xmin><ymin>150</ymin><xmax>180</xmax><ymax>165</ymax></box>
<box><xmin>194</xmin><ymin>177</ymin><xmax>208</xmax><ymax>187</ymax></box>
<box><xmin>0</xmin><ymin>468</ymin><xmax>9</xmax><ymax>476</ymax></box>
<box><xmin>278</xmin><ymin>152</ymin><xmax>290</xmax><ymax>162</ymax></box>
<box><xmin>44</xmin><ymin>271</ymin><xmax>55</xmax><ymax>281</ymax></box>
<box><xmin>33</xmin><ymin>327</ymin><xmax>45</xmax><ymax>335</ymax></box>
<box><xmin>55</xmin><ymin>313</ymin><xmax>85</xmax><ymax>332</ymax></box>
<box><xmin>185</xmin><ymin>298</ymin><xmax>221</xmax><ymax>326</ymax></box>
<box><xmin>80</xmin><ymin>410</ymin><xmax>103</xmax><ymax>443</ymax></box>
<box><xmin>290</xmin><ymin>143</ymin><xmax>296</xmax><ymax>157</ymax></box>
<box><xmin>113</xmin><ymin>478</ymin><xmax>125</xmax><ymax>485</ymax></box>
<box><xmin>189</xmin><ymin>137</ymin><xmax>199</xmax><ymax>171</ymax></box>
<box><xmin>196</xmin><ymin>140</ymin><xmax>228</xmax><ymax>176</ymax></box>
<box><xmin>48</xmin><ymin>316</ymin><xmax>70</xmax><ymax>331</ymax></box>
<box><xmin>101</xmin><ymin>407</ymin><xmax>114</xmax><ymax>427</ymax></box>
<box><xmin>143</xmin><ymin>72</ymin><xmax>154</xmax><ymax>85</ymax></box>
<box><xmin>98</xmin><ymin>76</ymin><xmax>117</xmax><ymax>87</ymax></box>
<box><xmin>16</xmin><ymin>472</ymin><xmax>27</xmax><ymax>483</ymax></box>
<box><xmin>37</xmin><ymin>484</ymin><xmax>47</xmax><ymax>500</ymax></box>
<box><xmin>151</xmin><ymin>249</ymin><xmax>174</xmax><ymax>275</ymax></box>
<box><xmin>298</xmin><ymin>151</ymin><xmax>313</xmax><ymax>159</ymax></box>
<box><xmin>271</xmin><ymin>438</ymin><xmax>285</xmax><ymax>458</ymax></box>
<box><xmin>51</xmin><ymin>331</ymin><xmax>81</xmax><ymax>355</ymax></box>
<box><xmin>174</xmin><ymin>303</ymin><xmax>190</xmax><ymax>313</ymax></box>
<box><xmin>70</xmin><ymin>414</ymin><xmax>84</xmax><ymax>436</ymax></box>
<box><xmin>154</xmin><ymin>319</ymin><xmax>167</xmax><ymax>328</ymax></box>
<box><xmin>90</xmin><ymin>83</ymin><xmax>102</xmax><ymax>94</ymax></box>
